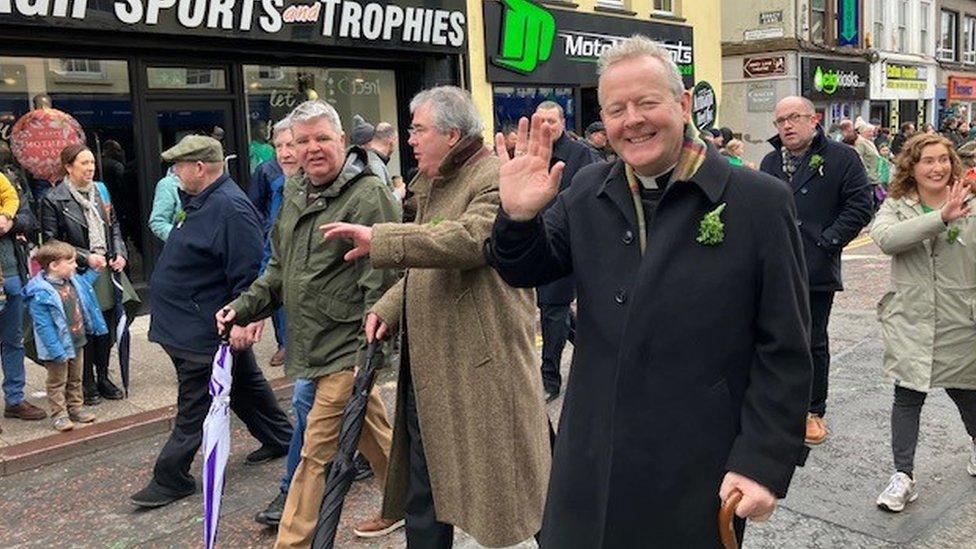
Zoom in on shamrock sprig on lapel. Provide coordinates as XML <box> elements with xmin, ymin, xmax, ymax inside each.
<box><xmin>174</xmin><ymin>210</ymin><xmax>186</xmax><ymax>229</ymax></box>
<box><xmin>809</xmin><ymin>154</ymin><xmax>825</xmax><ymax>177</ymax></box>
<box><xmin>697</xmin><ymin>203</ymin><xmax>726</xmax><ymax>246</ymax></box>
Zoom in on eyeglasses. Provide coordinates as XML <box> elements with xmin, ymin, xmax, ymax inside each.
<box><xmin>773</xmin><ymin>113</ymin><xmax>814</xmax><ymax>128</ymax></box>
<box><xmin>407</xmin><ymin>125</ymin><xmax>431</xmax><ymax>137</ymax></box>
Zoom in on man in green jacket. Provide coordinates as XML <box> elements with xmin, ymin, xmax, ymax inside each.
<box><xmin>216</xmin><ymin>100</ymin><xmax>402</xmax><ymax>547</ymax></box>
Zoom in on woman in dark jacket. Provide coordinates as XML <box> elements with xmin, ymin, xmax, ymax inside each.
<box><xmin>40</xmin><ymin>144</ymin><xmax>127</xmax><ymax>404</ymax></box>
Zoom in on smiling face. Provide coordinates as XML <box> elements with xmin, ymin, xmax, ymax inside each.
<box><xmin>65</xmin><ymin>149</ymin><xmax>96</xmax><ymax>186</ymax></box>
<box><xmin>599</xmin><ymin>55</ymin><xmax>690</xmax><ymax>176</ymax></box>
<box><xmin>292</xmin><ymin>117</ymin><xmax>346</xmax><ymax>186</ymax></box>
<box><xmin>913</xmin><ymin>143</ymin><xmax>954</xmax><ymax>194</ymax></box>
<box><xmin>408</xmin><ymin>103</ymin><xmax>460</xmax><ymax>179</ymax></box>
<box><xmin>273</xmin><ymin>128</ymin><xmax>299</xmax><ymax>177</ymax></box>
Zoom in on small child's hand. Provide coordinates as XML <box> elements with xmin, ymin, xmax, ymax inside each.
<box><xmin>87</xmin><ymin>254</ymin><xmax>107</xmax><ymax>271</ymax></box>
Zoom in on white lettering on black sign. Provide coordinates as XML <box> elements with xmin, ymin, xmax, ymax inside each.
<box><xmin>0</xmin><ymin>0</ymin><xmax>465</xmax><ymax>48</ymax></box>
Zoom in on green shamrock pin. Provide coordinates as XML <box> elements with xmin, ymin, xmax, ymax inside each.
<box><xmin>174</xmin><ymin>210</ymin><xmax>186</xmax><ymax>229</ymax></box>
<box><xmin>697</xmin><ymin>203</ymin><xmax>726</xmax><ymax>246</ymax></box>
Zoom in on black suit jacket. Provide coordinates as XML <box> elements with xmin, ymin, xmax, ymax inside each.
<box><xmin>760</xmin><ymin>130</ymin><xmax>874</xmax><ymax>292</ymax></box>
<box><xmin>488</xmin><ymin>149</ymin><xmax>812</xmax><ymax>547</ymax></box>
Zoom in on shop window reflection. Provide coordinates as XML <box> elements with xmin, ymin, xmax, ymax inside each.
<box><xmin>242</xmin><ymin>65</ymin><xmax>401</xmax><ymax>178</ymax></box>
<box><xmin>0</xmin><ymin>56</ymin><xmax>146</xmax><ymax>284</ymax></box>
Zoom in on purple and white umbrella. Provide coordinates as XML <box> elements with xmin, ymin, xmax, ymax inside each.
<box><xmin>201</xmin><ymin>339</ymin><xmax>233</xmax><ymax>549</ymax></box>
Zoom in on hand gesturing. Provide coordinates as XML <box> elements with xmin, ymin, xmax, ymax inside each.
<box><xmin>941</xmin><ymin>178</ymin><xmax>973</xmax><ymax>223</ymax></box>
<box><xmin>495</xmin><ymin>114</ymin><xmax>565</xmax><ymax>222</ymax></box>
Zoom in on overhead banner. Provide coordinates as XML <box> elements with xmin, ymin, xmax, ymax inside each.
<box><xmin>0</xmin><ymin>0</ymin><xmax>467</xmax><ymax>53</ymax></box>
<box><xmin>483</xmin><ymin>0</ymin><xmax>694</xmax><ymax>88</ymax></box>
<box><xmin>801</xmin><ymin>56</ymin><xmax>869</xmax><ymax>102</ymax></box>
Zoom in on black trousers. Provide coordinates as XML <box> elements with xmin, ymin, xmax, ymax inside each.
<box><xmin>539</xmin><ymin>303</ymin><xmax>575</xmax><ymax>395</ymax></box>
<box><xmin>808</xmin><ymin>291</ymin><xmax>835</xmax><ymax>416</ymax></box>
<box><xmin>82</xmin><ymin>309</ymin><xmax>116</xmax><ymax>390</ymax></box>
<box><xmin>892</xmin><ymin>385</ymin><xmax>976</xmax><ymax>476</ymax></box>
<box><xmin>150</xmin><ymin>347</ymin><xmax>292</xmax><ymax>494</ymax></box>
<box><xmin>401</xmin><ymin>322</ymin><xmax>454</xmax><ymax>549</ymax></box>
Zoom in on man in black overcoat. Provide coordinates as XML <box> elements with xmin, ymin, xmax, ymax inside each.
<box><xmin>533</xmin><ymin>101</ymin><xmax>599</xmax><ymax>402</ymax></box>
<box><xmin>487</xmin><ymin>35</ymin><xmax>812</xmax><ymax>547</ymax></box>
<box><xmin>760</xmin><ymin>97</ymin><xmax>873</xmax><ymax>445</ymax></box>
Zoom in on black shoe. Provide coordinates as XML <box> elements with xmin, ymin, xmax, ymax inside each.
<box><xmin>245</xmin><ymin>444</ymin><xmax>288</xmax><ymax>465</ymax></box>
<box><xmin>130</xmin><ymin>482</ymin><xmax>194</xmax><ymax>508</ymax></box>
<box><xmin>83</xmin><ymin>386</ymin><xmax>102</xmax><ymax>406</ymax></box>
<box><xmin>353</xmin><ymin>453</ymin><xmax>373</xmax><ymax>482</ymax></box>
<box><xmin>545</xmin><ymin>390</ymin><xmax>560</xmax><ymax>404</ymax></box>
<box><xmin>255</xmin><ymin>490</ymin><xmax>288</xmax><ymax>526</ymax></box>
<box><xmin>98</xmin><ymin>380</ymin><xmax>125</xmax><ymax>400</ymax></box>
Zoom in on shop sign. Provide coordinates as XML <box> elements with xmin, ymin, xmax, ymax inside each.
<box><xmin>691</xmin><ymin>81</ymin><xmax>717</xmax><ymax>130</ymax></box>
<box><xmin>743</xmin><ymin>27</ymin><xmax>784</xmax><ymax>40</ymax></box>
<box><xmin>885</xmin><ymin>63</ymin><xmax>928</xmax><ymax>91</ymax></box>
<box><xmin>837</xmin><ymin>0</ymin><xmax>859</xmax><ymax>46</ymax></box>
<box><xmin>483</xmin><ymin>0</ymin><xmax>695</xmax><ymax>88</ymax></box>
<box><xmin>10</xmin><ymin>108</ymin><xmax>86</xmax><ymax>184</ymax></box>
<box><xmin>746</xmin><ymin>82</ymin><xmax>777</xmax><ymax>112</ymax></box>
<box><xmin>743</xmin><ymin>55</ymin><xmax>787</xmax><ymax>78</ymax></box>
<box><xmin>800</xmin><ymin>57</ymin><xmax>869</xmax><ymax>101</ymax></box>
<box><xmin>948</xmin><ymin>76</ymin><xmax>976</xmax><ymax>100</ymax></box>
<box><xmin>759</xmin><ymin>11</ymin><xmax>783</xmax><ymax>25</ymax></box>
<box><xmin>0</xmin><ymin>0</ymin><xmax>467</xmax><ymax>53</ymax></box>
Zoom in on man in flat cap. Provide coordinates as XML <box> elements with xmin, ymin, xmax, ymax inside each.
<box><xmin>131</xmin><ymin>135</ymin><xmax>292</xmax><ymax>508</ymax></box>
<box><xmin>584</xmin><ymin>120</ymin><xmax>613</xmax><ymax>161</ymax></box>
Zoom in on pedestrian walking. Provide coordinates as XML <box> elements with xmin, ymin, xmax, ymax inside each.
<box><xmin>131</xmin><ymin>135</ymin><xmax>292</xmax><ymax>509</ymax></box>
<box><xmin>322</xmin><ymin>85</ymin><xmax>550</xmax><ymax>548</ymax></box>
<box><xmin>533</xmin><ymin>100</ymin><xmax>598</xmax><ymax>402</ymax></box>
<box><xmin>761</xmin><ymin>97</ymin><xmax>874</xmax><ymax>445</ymax></box>
<box><xmin>870</xmin><ymin>133</ymin><xmax>976</xmax><ymax>512</ymax></box>
<box><xmin>147</xmin><ymin>167</ymin><xmax>181</xmax><ymax>242</ymax></box>
<box><xmin>218</xmin><ymin>100</ymin><xmax>402</xmax><ymax>545</ymax></box>
<box><xmin>488</xmin><ymin>35</ymin><xmax>812</xmax><ymax>547</ymax></box>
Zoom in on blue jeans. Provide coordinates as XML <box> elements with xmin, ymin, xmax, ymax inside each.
<box><xmin>280</xmin><ymin>377</ymin><xmax>316</xmax><ymax>492</ymax></box>
<box><xmin>0</xmin><ymin>274</ymin><xmax>26</xmax><ymax>407</ymax></box>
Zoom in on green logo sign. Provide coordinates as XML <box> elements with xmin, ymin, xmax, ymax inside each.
<box><xmin>491</xmin><ymin>0</ymin><xmax>555</xmax><ymax>74</ymax></box>
<box><xmin>813</xmin><ymin>66</ymin><xmax>838</xmax><ymax>95</ymax></box>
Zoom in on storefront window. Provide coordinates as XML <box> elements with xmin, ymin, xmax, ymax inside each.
<box><xmin>147</xmin><ymin>67</ymin><xmax>227</xmax><ymax>90</ymax></box>
<box><xmin>964</xmin><ymin>17</ymin><xmax>976</xmax><ymax>64</ymax></box>
<box><xmin>242</xmin><ymin>65</ymin><xmax>400</xmax><ymax>178</ymax></box>
<box><xmin>0</xmin><ymin>56</ymin><xmax>146</xmax><ymax>283</ymax></box>
<box><xmin>811</xmin><ymin>0</ymin><xmax>827</xmax><ymax>44</ymax></box>
<box><xmin>920</xmin><ymin>3</ymin><xmax>931</xmax><ymax>55</ymax></box>
<box><xmin>873</xmin><ymin>0</ymin><xmax>885</xmax><ymax>50</ymax></box>
<box><xmin>493</xmin><ymin>86</ymin><xmax>575</xmax><ymax>134</ymax></box>
<box><xmin>940</xmin><ymin>10</ymin><xmax>958</xmax><ymax>62</ymax></box>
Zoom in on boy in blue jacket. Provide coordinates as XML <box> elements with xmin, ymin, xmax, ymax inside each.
<box><xmin>25</xmin><ymin>241</ymin><xmax>108</xmax><ymax>431</ymax></box>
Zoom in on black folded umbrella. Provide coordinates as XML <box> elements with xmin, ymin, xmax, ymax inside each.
<box><xmin>311</xmin><ymin>340</ymin><xmax>383</xmax><ymax>549</ymax></box>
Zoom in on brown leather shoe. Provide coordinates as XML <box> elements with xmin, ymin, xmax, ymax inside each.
<box><xmin>353</xmin><ymin>516</ymin><xmax>405</xmax><ymax>539</ymax></box>
<box><xmin>805</xmin><ymin>413</ymin><xmax>827</xmax><ymax>445</ymax></box>
<box><xmin>4</xmin><ymin>401</ymin><xmax>47</xmax><ymax>421</ymax></box>
<box><xmin>270</xmin><ymin>347</ymin><xmax>286</xmax><ymax>367</ymax></box>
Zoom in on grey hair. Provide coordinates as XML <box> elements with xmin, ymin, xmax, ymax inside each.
<box><xmin>535</xmin><ymin>100</ymin><xmax>564</xmax><ymax>119</ymax></box>
<box><xmin>410</xmin><ymin>86</ymin><xmax>484</xmax><ymax>138</ymax></box>
<box><xmin>374</xmin><ymin>122</ymin><xmax>396</xmax><ymax>140</ymax></box>
<box><xmin>597</xmin><ymin>34</ymin><xmax>684</xmax><ymax>100</ymax></box>
<box><xmin>288</xmin><ymin>100</ymin><xmax>344</xmax><ymax>135</ymax></box>
<box><xmin>271</xmin><ymin>117</ymin><xmax>292</xmax><ymax>139</ymax></box>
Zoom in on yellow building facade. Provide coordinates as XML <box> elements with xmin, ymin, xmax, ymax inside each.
<box><xmin>465</xmin><ymin>0</ymin><xmax>723</xmax><ymax>141</ymax></box>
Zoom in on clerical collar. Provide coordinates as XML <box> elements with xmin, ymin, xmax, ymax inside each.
<box><xmin>633</xmin><ymin>163</ymin><xmax>677</xmax><ymax>190</ymax></box>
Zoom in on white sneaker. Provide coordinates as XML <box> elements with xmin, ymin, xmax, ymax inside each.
<box><xmin>877</xmin><ymin>472</ymin><xmax>918</xmax><ymax>512</ymax></box>
<box><xmin>968</xmin><ymin>439</ymin><xmax>976</xmax><ymax>477</ymax></box>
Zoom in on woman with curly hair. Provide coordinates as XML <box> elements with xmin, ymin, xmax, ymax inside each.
<box><xmin>871</xmin><ymin>133</ymin><xmax>976</xmax><ymax>512</ymax></box>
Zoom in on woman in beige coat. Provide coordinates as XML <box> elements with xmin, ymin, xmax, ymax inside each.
<box><xmin>871</xmin><ymin>133</ymin><xmax>976</xmax><ymax>513</ymax></box>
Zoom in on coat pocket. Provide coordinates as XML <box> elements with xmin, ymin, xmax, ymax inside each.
<box><xmin>877</xmin><ymin>291</ymin><xmax>897</xmax><ymax>320</ymax></box>
<box><xmin>455</xmin><ymin>289</ymin><xmax>492</xmax><ymax>368</ymax></box>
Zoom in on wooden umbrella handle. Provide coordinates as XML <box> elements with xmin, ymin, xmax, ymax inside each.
<box><xmin>719</xmin><ymin>489</ymin><xmax>743</xmax><ymax>549</ymax></box>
